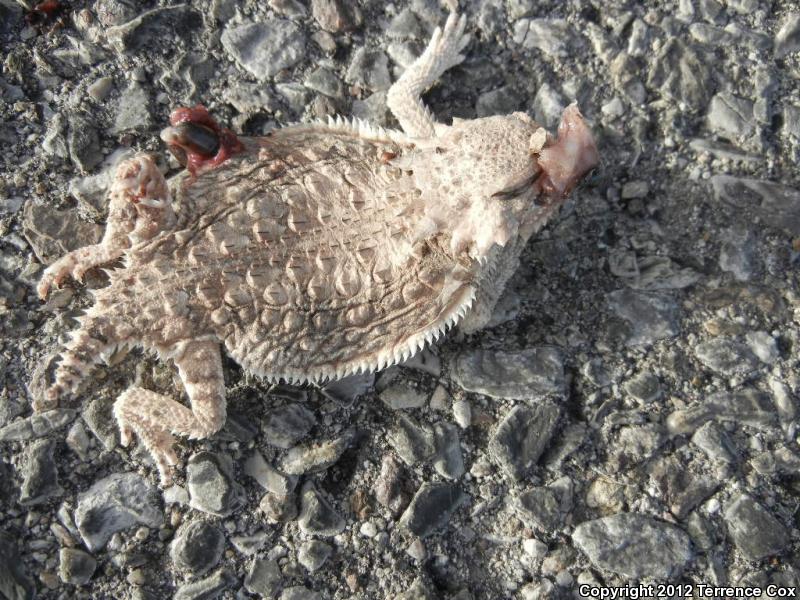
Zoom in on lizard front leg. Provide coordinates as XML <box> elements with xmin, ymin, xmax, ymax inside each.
<box><xmin>38</xmin><ymin>155</ymin><xmax>174</xmax><ymax>299</ymax></box>
<box><xmin>113</xmin><ymin>340</ymin><xmax>226</xmax><ymax>485</ymax></box>
<box><xmin>387</xmin><ymin>11</ymin><xmax>470</xmax><ymax>138</ymax></box>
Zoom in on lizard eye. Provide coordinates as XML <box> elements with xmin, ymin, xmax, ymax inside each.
<box><xmin>174</xmin><ymin>122</ymin><xmax>220</xmax><ymax>158</ymax></box>
<box><xmin>491</xmin><ymin>173</ymin><xmax>537</xmax><ymax>200</ymax></box>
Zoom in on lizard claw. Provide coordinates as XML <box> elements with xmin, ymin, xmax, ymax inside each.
<box><xmin>38</xmin><ymin>255</ymin><xmax>84</xmax><ymax>300</ymax></box>
<box><xmin>418</xmin><ymin>12</ymin><xmax>471</xmax><ymax>80</ymax></box>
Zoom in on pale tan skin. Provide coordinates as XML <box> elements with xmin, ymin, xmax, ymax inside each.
<box><xmin>35</xmin><ymin>12</ymin><xmax>598</xmax><ymax>484</ymax></box>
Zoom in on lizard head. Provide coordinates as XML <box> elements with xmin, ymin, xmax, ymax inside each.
<box><xmin>408</xmin><ymin>107</ymin><xmax>597</xmax><ymax>263</ymax></box>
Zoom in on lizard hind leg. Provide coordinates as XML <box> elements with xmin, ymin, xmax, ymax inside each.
<box><xmin>113</xmin><ymin>340</ymin><xmax>226</xmax><ymax>485</ymax></box>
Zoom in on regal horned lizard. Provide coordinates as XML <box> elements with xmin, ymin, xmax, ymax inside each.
<box><xmin>35</xmin><ymin>11</ymin><xmax>598</xmax><ymax>483</ymax></box>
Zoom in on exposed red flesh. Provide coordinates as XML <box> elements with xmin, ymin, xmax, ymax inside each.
<box><xmin>166</xmin><ymin>105</ymin><xmax>244</xmax><ymax>176</ymax></box>
<box><xmin>26</xmin><ymin>0</ymin><xmax>66</xmax><ymax>26</ymax></box>
<box><xmin>536</xmin><ymin>104</ymin><xmax>599</xmax><ymax>199</ymax></box>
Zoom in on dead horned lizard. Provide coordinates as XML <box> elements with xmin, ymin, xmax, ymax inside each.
<box><xmin>35</xmin><ymin>12</ymin><xmax>598</xmax><ymax>484</ymax></box>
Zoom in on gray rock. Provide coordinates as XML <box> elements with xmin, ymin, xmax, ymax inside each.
<box><xmin>221</xmin><ymin>20</ymin><xmax>306</xmax><ymax>80</ymax></box>
<box><xmin>20</xmin><ymin>439</ymin><xmax>62</xmax><ymax>505</ymax></box>
<box><xmin>110</xmin><ymin>83</ymin><xmax>152</xmax><ymax>134</ymax></box>
<box><xmin>451</xmin><ymin>347</ymin><xmax>564</xmax><ymax>402</ymax></box>
<box><xmin>229</xmin><ymin>531</ymin><xmax>268</xmax><ymax>556</ymax></box>
<box><xmin>0</xmin><ymin>531</ymin><xmax>34</xmax><ymax>600</ymax></box>
<box><xmin>321</xmin><ymin>373</ymin><xmax>374</xmax><ymax>404</ymax></box>
<box><xmin>667</xmin><ymin>389</ymin><xmax>779</xmax><ymax>435</ymax></box>
<box><xmin>74</xmin><ymin>473</ymin><xmax>164</xmax><ymax>551</ymax></box>
<box><xmin>23</xmin><ymin>202</ymin><xmax>103</xmax><ymax>264</ymax></box>
<box><xmin>581</xmin><ymin>359</ymin><xmax>611</xmax><ymax>388</ymax></box>
<box><xmin>387</xmin><ymin>9</ymin><xmax>424</xmax><ymax>40</ymax></box>
<box><xmin>187</xmin><ymin>452</ymin><xmax>244</xmax><ymax>517</ymax></box>
<box><xmin>304</xmin><ymin>67</ymin><xmax>345</xmax><ymax>99</ymax></box>
<box><xmin>222</xmin><ymin>82</ymin><xmax>280</xmax><ymax>115</ymax></box>
<box><xmin>476</xmin><ymin>86</ymin><xmax>520</xmax><ymax>118</ymax></box>
<box><xmin>269</xmin><ymin>0</ymin><xmax>306</xmax><ymax>17</ymax></box>
<box><xmin>783</xmin><ymin>104</ymin><xmax>800</xmax><ymax>139</ymax></box>
<box><xmin>311</xmin><ymin>0</ymin><xmax>363</xmax><ymax>33</ymax></box>
<box><xmin>297</xmin><ymin>540</ymin><xmax>332</xmax><ymax>572</ymax></box>
<box><xmin>409</xmin><ymin>0</ymin><xmax>446</xmax><ymax>27</ymax></box>
<box><xmin>399</xmin><ymin>482</ymin><xmax>465</xmax><ymax>538</ymax></box>
<box><xmin>281</xmin><ymin>430</ymin><xmax>354</xmax><ymax>475</ymax></box>
<box><xmin>218</xmin><ymin>411</ymin><xmax>258</xmax><ymax>443</ymax></box>
<box><xmin>691</xmin><ymin>421</ymin><xmax>739</xmax><ymax>464</ymax></box>
<box><xmin>607</xmin><ymin>289</ymin><xmax>679</xmax><ymax>347</ymax></box>
<box><xmin>648</xmin><ymin>456</ymin><xmax>720</xmax><ymax>518</ymax></box>
<box><xmin>533</xmin><ymin>82</ymin><xmax>566</xmax><ymax>128</ymax></box>
<box><xmin>719</xmin><ymin>227</ymin><xmax>757</xmax><ymax>281</ymax></box>
<box><xmin>42</xmin><ymin>113</ymin><xmax>69</xmax><ymax>159</ymax></box>
<box><xmin>627</xmin><ymin>19</ymin><xmax>649</xmax><ymax>57</ymax></box>
<box><xmin>262</xmin><ymin>403</ymin><xmax>315</xmax><ymax>449</ymax></box>
<box><xmin>433</xmin><ymin>423</ymin><xmax>465</xmax><ymax>480</ymax></box>
<box><xmin>0</xmin><ymin>462</ymin><xmax>15</xmax><ymax>506</ymax></box>
<box><xmin>67</xmin><ymin>115</ymin><xmax>102</xmax><ymax>172</ymax></box>
<box><xmin>694</xmin><ymin>337</ymin><xmax>759</xmax><ymax>375</ymax></box>
<box><xmin>647</xmin><ymin>39</ymin><xmax>712</xmax><ymax>109</ymax></box>
<box><xmin>281</xmin><ymin>587</ymin><xmax>323</xmax><ymax>600</ymax></box>
<box><xmin>58</xmin><ymin>548</ymin><xmax>97</xmax><ymax>585</ymax></box>
<box><xmin>83</xmin><ymin>395</ymin><xmax>119</xmax><ymax>451</ymax></box>
<box><xmin>513</xmin><ymin>487</ymin><xmax>564</xmax><ymax>532</ymax></box>
<box><xmin>611</xmin><ymin>254</ymin><xmax>700</xmax><ymax>290</ymax></box>
<box><xmin>374</xmin><ymin>454</ymin><xmax>412</xmax><ymax>517</ymax></box>
<box><xmin>572</xmin><ymin>513</ymin><xmax>693</xmax><ymax>579</ymax></box>
<box><xmin>745</xmin><ymin>331</ymin><xmax>780</xmax><ymax>364</ymax></box>
<box><xmin>170</xmin><ymin>521</ymin><xmax>224</xmax><ymax>575</ymax></box>
<box><xmin>380</xmin><ymin>384</ymin><xmax>427</xmax><ymax>410</ymax></box>
<box><xmin>607</xmin><ymin>424</ymin><xmax>667</xmax><ymax>471</ymax></box>
<box><xmin>388</xmin><ymin>40</ymin><xmax>425</xmax><ymax>69</ymax></box>
<box><xmin>689</xmin><ymin>138</ymin><xmax>761</xmax><ymax>163</ymax></box>
<box><xmin>707</xmin><ymin>92</ymin><xmax>755</xmax><ymax>138</ymax></box>
<box><xmin>244</xmin><ymin>558</ymin><xmax>281</xmax><ymax>598</ymax></box>
<box><xmin>173</xmin><ymin>568</ymin><xmax>232</xmax><ymax>600</ymax></box>
<box><xmin>621</xmin><ymin>180</ymin><xmax>649</xmax><ymax>200</ymax></box>
<box><xmin>726</xmin><ymin>0</ymin><xmax>759</xmax><ymax>13</ymax></box>
<box><xmin>690</xmin><ymin>23</ymin><xmax>733</xmax><ymax>45</ymax></box>
<box><xmin>774</xmin><ymin>13</ymin><xmax>800</xmax><ymax>59</ymax></box>
<box><xmin>0</xmin><ymin>1</ymin><xmax>22</xmax><ymax>34</ymax></box>
<box><xmin>259</xmin><ymin>492</ymin><xmax>298</xmax><ymax>523</ymax></box>
<box><xmin>94</xmin><ymin>0</ymin><xmax>138</xmax><ymax>28</ymax></box>
<box><xmin>65</xmin><ymin>420</ymin><xmax>90</xmax><ymax>459</ymax></box>
<box><xmin>387</xmin><ymin>413</ymin><xmax>436</xmax><ymax>466</ymax></box>
<box><xmin>506</xmin><ymin>0</ymin><xmax>535</xmax><ymax>20</ymax></box>
<box><xmin>489</xmin><ymin>401</ymin><xmax>560</xmax><ymax>480</ymax></box>
<box><xmin>298</xmin><ymin>483</ymin><xmax>344</xmax><ymax>537</ymax></box>
<box><xmin>346</xmin><ymin>48</ymin><xmax>392</xmax><ymax>91</ymax></box>
<box><xmin>513</xmin><ymin>19</ymin><xmax>576</xmax><ymax>58</ymax></box>
<box><xmin>452</xmin><ymin>399</ymin><xmax>471</xmax><ymax>428</ymax></box>
<box><xmin>710</xmin><ymin>175</ymin><xmax>800</xmax><ymax>237</ymax></box>
<box><xmin>0</xmin><ymin>409</ymin><xmax>76</xmax><ymax>441</ymax></box>
<box><xmin>105</xmin><ymin>5</ymin><xmax>202</xmax><ymax>53</ymax></box>
<box><xmin>542</xmin><ymin>422</ymin><xmax>588</xmax><ymax>468</ymax></box>
<box><xmin>350</xmin><ymin>90</ymin><xmax>389</xmax><ymax>126</ymax></box>
<box><xmin>623</xmin><ymin>372</ymin><xmax>662</xmax><ymax>404</ymax></box>
<box><xmin>243</xmin><ymin>451</ymin><xmax>297</xmax><ymax>495</ymax></box>
<box><xmin>724</xmin><ymin>495</ymin><xmax>789</xmax><ymax>561</ymax></box>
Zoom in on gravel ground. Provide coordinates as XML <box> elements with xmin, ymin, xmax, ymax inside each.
<box><xmin>1</xmin><ymin>0</ymin><xmax>800</xmax><ymax>598</ymax></box>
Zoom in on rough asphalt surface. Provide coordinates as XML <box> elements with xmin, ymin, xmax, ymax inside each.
<box><xmin>1</xmin><ymin>0</ymin><xmax>800</xmax><ymax>598</ymax></box>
